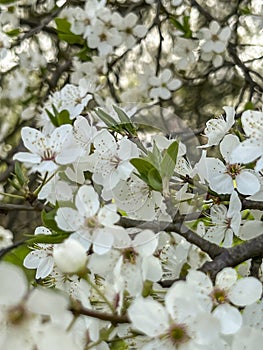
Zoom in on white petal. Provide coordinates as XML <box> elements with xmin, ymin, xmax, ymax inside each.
<box><xmin>239</xmin><ymin>220</ymin><xmax>263</xmax><ymax>240</ymax></box>
<box><xmin>213</xmin><ymin>303</ymin><xmax>242</xmax><ymax>334</ymax></box>
<box><xmin>230</xmin><ymin>139</ymin><xmax>262</xmax><ymax>164</ymax></box>
<box><xmin>36</xmin><ymin>256</ymin><xmax>54</xmax><ymax>279</ymax></box>
<box><xmin>133</xmin><ymin>230</ymin><xmax>158</xmax><ymax>256</ymax></box>
<box><xmin>236</xmin><ymin>171</ymin><xmax>260</xmax><ymax>195</ymax></box>
<box><xmin>35</xmin><ymin>226</ymin><xmax>52</xmax><ymax>235</ymax></box>
<box><xmin>142</xmin><ymin>256</ymin><xmax>163</xmax><ymax>281</ymax></box>
<box><xmin>93</xmin><ymin>129</ymin><xmax>116</xmax><ymax>152</ymax></box>
<box><xmin>191</xmin><ymin>313</ymin><xmax>220</xmax><ymax>345</ymax></box>
<box><xmin>206</xmin><ymin>158</ymin><xmax>233</xmax><ymax>194</ymax></box>
<box><xmin>128</xmin><ymin>298</ymin><xmax>169</xmax><ymax>337</ymax></box>
<box><xmin>0</xmin><ymin>262</ymin><xmax>27</xmax><ymax>305</ymax></box>
<box><xmin>21</xmin><ymin>127</ymin><xmax>45</xmax><ymax>154</ymax></box>
<box><xmin>216</xmin><ymin>267</ymin><xmax>237</xmax><ymax>289</ymax></box>
<box><xmin>228</xmin><ymin>277</ymin><xmax>262</xmax><ymax>306</ymax></box>
<box><xmin>13</xmin><ymin>152</ymin><xmax>41</xmax><ymax>164</ymax></box>
<box><xmin>23</xmin><ymin>251</ymin><xmax>42</xmax><ymax>269</ymax></box>
<box><xmin>76</xmin><ymin>185</ymin><xmax>100</xmax><ymax>217</ymax></box>
<box><xmin>55</xmin><ymin>207</ymin><xmax>81</xmax><ymax>231</ymax></box>
<box><xmin>93</xmin><ymin>229</ymin><xmax>114</xmax><ymax>255</ymax></box>
<box><xmin>220</xmin><ymin>134</ymin><xmax>240</xmax><ymax>163</ymax></box>
<box><xmin>97</xmin><ymin>204</ymin><xmax>119</xmax><ymax>226</ymax></box>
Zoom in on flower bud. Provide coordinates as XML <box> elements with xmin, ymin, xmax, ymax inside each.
<box><xmin>53</xmin><ymin>239</ymin><xmax>87</xmax><ymax>274</ymax></box>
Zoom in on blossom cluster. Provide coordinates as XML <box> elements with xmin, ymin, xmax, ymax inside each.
<box><xmin>0</xmin><ymin>0</ymin><xmax>263</xmax><ymax>349</ymax></box>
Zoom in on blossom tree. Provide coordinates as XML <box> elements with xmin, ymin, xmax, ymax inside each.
<box><xmin>0</xmin><ymin>0</ymin><xmax>263</xmax><ymax>349</ymax></box>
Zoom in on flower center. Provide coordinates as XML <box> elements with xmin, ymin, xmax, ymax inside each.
<box><xmin>7</xmin><ymin>304</ymin><xmax>27</xmax><ymax>325</ymax></box>
<box><xmin>167</xmin><ymin>323</ymin><xmax>190</xmax><ymax>345</ymax></box>
<box><xmin>42</xmin><ymin>148</ymin><xmax>56</xmax><ymax>161</ymax></box>
<box><xmin>122</xmin><ymin>247</ymin><xmax>138</xmax><ymax>264</ymax></box>
<box><xmin>211</xmin><ymin>287</ymin><xmax>228</xmax><ymax>305</ymax></box>
<box><xmin>225</xmin><ymin>163</ymin><xmax>241</xmax><ymax>179</ymax></box>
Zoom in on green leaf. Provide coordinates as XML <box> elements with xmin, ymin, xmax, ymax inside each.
<box><xmin>45</xmin><ymin>108</ymin><xmax>59</xmax><ymax>127</ymax></box>
<box><xmin>95</xmin><ymin>108</ymin><xmax>118</xmax><ymax>127</ymax></box>
<box><xmin>113</xmin><ymin>105</ymin><xmax>130</xmax><ymax>124</ymax></box>
<box><xmin>5</xmin><ymin>28</ymin><xmax>20</xmax><ymax>37</ymax></box>
<box><xmin>76</xmin><ymin>47</ymin><xmax>92</xmax><ymax>61</ymax></box>
<box><xmin>160</xmin><ymin>140</ymin><xmax>179</xmax><ymax>178</ymax></box>
<box><xmin>244</xmin><ymin>101</ymin><xmax>254</xmax><ymax>110</ymax></box>
<box><xmin>130</xmin><ymin>158</ymin><xmax>155</xmax><ymax>183</ymax></box>
<box><xmin>55</xmin><ymin>18</ymin><xmax>84</xmax><ymax>45</ymax></box>
<box><xmin>0</xmin><ymin>0</ymin><xmax>16</xmax><ymax>3</ymax></box>
<box><xmin>41</xmin><ymin>208</ymin><xmax>65</xmax><ymax>233</ymax></box>
<box><xmin>169</xmin><ymin>15</ymin><xmax>192</xmax><ymax>38</ymax></box>
<box><xmin>15</xmin><ymin>161</ymin><xmax>26</xmax><ymax>186</ymax></box>
<box><xmin>110</xmin><ymin>339</ymin><xmax>128</xmax><ymax>350</ymax></box>
<box><xmin>130</xmin><ymin>158</ymin><xmax>162</xmax><ymax>191</ymax></box>
<box><xmin>147</xmin><ymin>167</ymin><xmax>163</xmax><ymax>191</ymax></box>
<box><xmin>146</xmin><ymin>141</ymin><xmax>162</xmax><ymax>171</ymax></box>
<box><xmin>112</xmin><ymin>105</ymin><xmax>137</xmax><ymax>135</ymax></box>
<box><xmin>57</xmin><ymin>109</ymin><xmax>72</xmax><ymax>125</ymax></box>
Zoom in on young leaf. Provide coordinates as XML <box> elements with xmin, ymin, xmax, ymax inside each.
<box><xmin>130</xmin><ymin>158</ymin><xmax>162</xmax><ymax>191</ymax></box>
<box><xmin>95</xmin><ymin>108</ymin><xmax>118</xmax><ymax>127</ymax></box>
<box><xmin>112</xmin><ymin>105</ymin><xmax>137</xmax><ymax>135</ymax></box>
<box><xmin>147</xmin><ymin>167</ymin><xmax>163</xmax><ymax>191</ymax></box>
<box><xmin>160</xmin><ymin>140</ymin><xmax>179</xmax><ymax>178</ymax></box>
<box><xmin>15</xmin><ymin>161</ymin><xmax>26</xmax><ymax>187</ymax></box>
<box><xmin>57</xmin><ymin>109</ymin><xmax>72</xmax><ymax>126</ymax></box>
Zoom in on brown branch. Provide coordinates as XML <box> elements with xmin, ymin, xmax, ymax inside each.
<box><xmin>200</xmin><ymin>233</ymin><xmax>263</xmax><ymax>281</ymax></box>
<box><xmin>70</xmin><ymin>301</ymin><xmax>130</xmax><ymax>324</ymax></box>
<box><xmin>0</xmin><ymin>203</ymin><xmax>40</xmax><ymax>213</ymax></box>
<box><xmin>119</xmin><ymin>217</ymin><xmax>223</xmax><ymax>259</ymax></box>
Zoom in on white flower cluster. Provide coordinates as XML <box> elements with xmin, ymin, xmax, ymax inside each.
<box><xmin>2</xmin><ymin>100</ymin><xmax>260</xmax><ymax>349</ymax></box>
<box><xmin>0</xmin><ymin>0</ymin><xmax>263</xmax><ymax>348</ymax></box>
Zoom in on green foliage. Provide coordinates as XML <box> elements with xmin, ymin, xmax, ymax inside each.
<box><xmin>110</xmin><ymin>339</ymin><xmax>128</xmax><ymax>350</ymax></box>
<box><xmin>0</xmin><ymin>0</ymin><xmax>16</xmax><ymax>3</ymax></box>
<box><xmin>130</xmin><ymin>158</ymin><xmax>163</xmax><ymax>191</ymax></box>
<box><xmin>169</xmin><ymin>15</ymin><xmax>192</xmax><ymax>38</ymax></box>
<box><xmin>95</xmin><ymin>107</ymin><xmax>137</xmax><ymax>136</ymax></box>
<box><xmin>45</xmin><ymin>105</ymin><xmax>72</xmax><ymax>127</ymax></box>
<box><xmin>5</xmin><ymin>28</ymin><xmax>20</xmax><ymax>36</ymax></box>
<box><xmin>160</xmin><ymin>141</ymin><xmax>179</xmax><ymax>179</ymax></box>
<box><xmin>130</xmin><ymin>140</ymin><xmax>179</xmax><ymax>192</ymax></box>
<box><xmin>244</xmin><ymin>101</ymin><xmax>254</xmax><ymax>110</ymax></box>
<box><xmin>55</xmin><ymin>18</ymin><xmax>85</xmax><ymax>45</ymax></box>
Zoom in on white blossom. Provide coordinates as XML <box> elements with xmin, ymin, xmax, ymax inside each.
<box><xmin>148</xmin><ymin>69</ymin><xmax>182</xmax><ymax>100</ymax></box>
<box><xmin>230</xmin><ymin>109</ymin><xmax>263</xmax><ymax>172</ymax></box>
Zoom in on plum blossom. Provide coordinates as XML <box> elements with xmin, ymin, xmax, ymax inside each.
<box><xmin>185</xmin><ymin>268</ymin><xmax>262</xmax><ymax>335</ymax></box>
<box><xmin>55</xmin><ymin>185</ymin><xmax>123</xmax><ymax>254</ymax></box>
<box><xmin>87</xmin><ymin>18</ymin><xmax>122</xmax><ymax>56</ymax></box>
<box><xmin>0</xmin><ymin>262</ymin><xmax>77</xmax><ymax>350</ymax></box>
<box><xmin>23</xmin><ymin>226</ymin><xmax>54</xmax><ymax>279</ymax></box>
<box><xmin>199</xmin><ymin>20</ymin><xmax>231</xmax><ymax>67</ymax></box>
<box><xmin>0</xmin><ymin>226</ymin><xmax>13</xmax><ymax>248</ymax></box>
<box><xmin>200</xmin><ymin>106</ymin><xmax>235</xmax><ymax>147</ymax></box>
<box><xmin>88</xmin><ymin>229</ymin><xmax>162</xmax><ymax>296</ymax></box>
<box><xmin>128</xmin><ymin>281</ymin><xmax>222</xmax><ymax>349</ymax></box>
<box><xmin>148</xmin><ymin>69</ymin><xmax>182</xmax><ymax>100</ymax></box>
<box><xmin>201</xmin><ymin>190</ymin><xmax>242</xmax><ymax>247</ymax></box>
<box><xmin>84</xmin><ymin>129</ymin><xmax>139</xmax><ymax>190</ymax></box>
<box><xmin>111</xmin><ymin>12</ymin><xmax>147</xmax><ymax>48</ymax></box>
<box><xmin>103</xmin><ymin>174</ymin><xmax>171</xmax><ymax>221</ymax></box>
<box><xmin>40</xmin><ymin>84</ymin><xmax>93</xmax><ymax>129</ymax></box>
<box><xmin>13</xmin><ymin>124</ymin><xmax>82</xmax><ymax>174</ymax></box>
<box><xmin>230</xmin><ymin>109</ymin><xmax>263</xmax><ymax>172</ymax></box>
<box><xmin>173</xmin><ymin>37</ymin><xmax>198</xmax><ymax>70</ymax></box>
<box><xmin>206</xmin><ymin>134</ymin><xmax>260</xmax><ymax>195</ymax></box>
